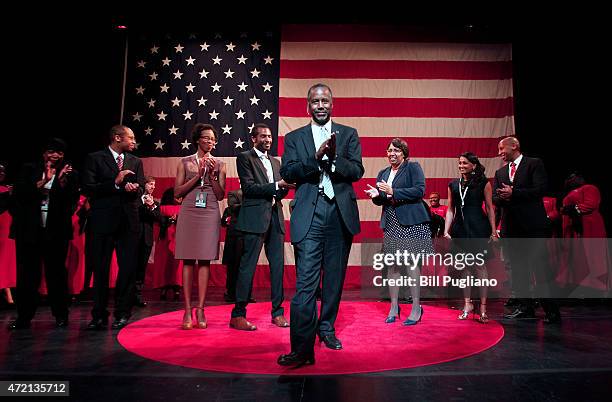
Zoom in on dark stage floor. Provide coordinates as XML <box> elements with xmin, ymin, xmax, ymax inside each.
<box><xmin>1</xmin><ymin>288</ymin><xmax>611</xmax><ymax>401</ymax></box>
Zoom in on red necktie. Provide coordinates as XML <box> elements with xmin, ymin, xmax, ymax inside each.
<box><xmin>116</xmin><ymin>155</ymin><xmax>123</xmax><ymax>170</ymax></box>
<box><xmin>510</xmin><ymin>162</ymin><xmax>516</xmax><ymax>181</ymax></box>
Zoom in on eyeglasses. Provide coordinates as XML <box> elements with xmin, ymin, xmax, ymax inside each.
<box><xmin>199</xmin><ymin>137</ymin><xmax>215</xmax><ymax>142</ymax></box>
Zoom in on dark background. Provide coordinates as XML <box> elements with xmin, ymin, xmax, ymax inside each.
<box><xmin>3</xmin><ymin>7</ymin><xmax>608</xmax><ymax>232</ymax></box>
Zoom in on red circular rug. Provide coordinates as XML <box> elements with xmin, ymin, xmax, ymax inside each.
<box><xmin>117</xmin><ymin>302</ymin><xmax>504</xmax><ymax>375</ymax></box>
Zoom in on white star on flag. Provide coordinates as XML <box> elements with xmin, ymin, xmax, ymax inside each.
<box><xmin>160</xmin><ymin>83</ymin><xmax>169</xmax><ymax>93</ymax></box>
<box><xmin>262</xmin><ymin>82</ymin><xmax>273</xmax><ymax>92</ymax></box>
<box><xmin>150</xmin><ymin>45</ymin><xmax>159</xmax><ymax>54</ymax></box>
<box><xmin>197</xmin><ymin>97</ymin><xmax>207</xmax><ymax>106</ymax></box>
<box><xmin>224</xmin><ymin>69</ymin><xmax>235</xmax><ymax>79</ymax></box>
<box><xmin>235</xmin><ymin>109</ymin><xmax>245</xmax><ymax>119</ymax></box>
<box><xmin>223</xmin><ymin>96</ymin><xmax>234</xmax><ymax>106</ymax></box>
<box><xmin>199</xmin><ymin>69</ymin><xmax>209</xmax><ymax>79</ymax></box>
<box><xmin>234</xmin><ymin>138</ymin><xmax>245</xmax><ymax>148</ymax></box>
<box><xmin>154</xmin><ymin>140</ymin><xmax>165</xmax><ymax>150</ymax></box>
<box><xmin>181</xmin><ymin>139</ymin><xmax>191</xmax><ymax>149</ymax></box>
<box><xmin>250</xmin><ymin>69</ymin><xmax>260</xmax><ymax>78</ymax></box>
<box><xmin>147</xmin><ymin>99</ymin><xmax>156</xmax><ymax>108</ymax></box>
<box><xmin>149</xmin><ymin>72</ymin><xmax>158</xmax><ymax>81</ymax></box>
<box><xmin>209</xmin><ymin>110</ymin><xmax>219</xmax><ymax>120</ymax></box>
<box><xmin>137</xmin><ymin>60</ymin><xmax>146</xmax><ymax>68</ymax></box>
<box><xmin>135</xmin><ymin>86</ymin><xmax>145</xmax><ymax>95</ymax></box>
<box><xmin>185</xmin><ymin>56</ymin><xmax>196</xmax><ymax>65</ymax></box>
<box><xmin>185</xmin><ymin>83</ymin><xmax>195</xmax><ymax>92</ymax></box>
<box><xmin>173</xmin><ymin>70</ymin><xmax>184</xmax><ymax>80</ymax></box>
<box><xmin>211</xmin><ymin>82</ymin><xmax>221</xmax><ymax>92</ymax></box>
<box><xmin>237</xmin><ymin>82</ymin><xmax>248</xmax><ymax>91</ymax></box>
<box><xmin>174</xmin><ymin>44</ymin><xmax>184</xmax><ymax>53</ymax></box>
<box><xmin>251</xmin><ymin>42</ymin><xmax>261</xmax><ymax>51</ymax></box>
<box><xmin>183</xmin><ymin>110</ymin><xmax>193</xmax><ymax>120</ymax></box>
<box><xmin>132</xmin><ymin>112</ymin><xmax>143</xmax><ymax>121</ymax></box>
<box><xmin>157</xmin><ymin>111</ymin><xmax>168</xmax><ymax>120</ymax></box>
<box><xmin>249</xmin><ymin>95</ymin><xmax>260</xmax><ymax>105</ymax></box>
<box><xmin>226</xmin><ymin>42</ymin><xmax>236</xmax><ymax>51</ymax></box>
<box><xmin>262</xmin><ymin>109</ymin><xmax>272</xmax><ymax>119</ymax></box>
<box><xmin>161</xmin><ymin>57</ymin><xmax>171</xmax><ymax>66</ymax></box>
<box><xmin>222</xmin><ymin>124</ymin><xmax>232</xmax><ymax>134</ymax></box>
<box><xmin>237</xmin><ymin>55</ymin><xmax>247</xmax><ymax>64</ymax></box>
<box><xmin>171</xmin><ymin>97</ymin><xmax>182</xmax><ymax>107</ymax></box>
<box><xmin>144</xmin><ymin>127</ymin><xmax>153</xmax><ymax>136</ymax></box>
<box><xmin>200</xmin><ymin>42</ymin><xmax>210</xmax><ymax>51</ymax></box>
<box><xmin>264</xmin><ymin>56</ymin><xmax>274</xmax><ymax>64</ymax></box>
<box><xmin>212</xmin><ymin>55</ymin><xmax>222</xmax><ymax>65</ymax></box>
<box><xmin>169</xmin><ymin>125</ymin><xmax>179</xmax><ymax>135</ymax></box>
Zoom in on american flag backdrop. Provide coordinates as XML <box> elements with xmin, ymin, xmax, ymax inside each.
<box><xmin>124</xmin><ymin>24</ymin><xmax>514</xmax><ymax>288</ymax></box>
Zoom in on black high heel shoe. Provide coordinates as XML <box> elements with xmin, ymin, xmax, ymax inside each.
<box><xmin>402</xmin><ymin>306</ymin><xmax>424</xmax><ymax>326</ymax></box>
<box><xmin>385</xmin><ymin>305</ymin><xmax>401</xmax><ymax>323</ymax></box>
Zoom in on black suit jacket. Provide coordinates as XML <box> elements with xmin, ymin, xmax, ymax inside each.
<box><xmin>493</xmin><ymin>155</ymin><xmax>550</xmax><ymax>237</ymax></box>
<box><xmin>236</xmin><ymin>148</ymin><xmax>288</xmax><ymax>234</ymax></box>
<box><xmin>139</xmin><ymin>199</ymin><xmax>161</xmax><ymax>247</ymax></box>
<box><xmin>280</xmin><ymin>122</ymin><xmax>364</xmax><ymax>243</ymax></box>
<box><xmin>9</xmin><ymin>162</ymin><xmax>79</xmax><ymax>241</ymax></box>
<box><xmin>81</xmin><ymin>148</ymin><xmax>145</xmax><ymax>234</ymax></box>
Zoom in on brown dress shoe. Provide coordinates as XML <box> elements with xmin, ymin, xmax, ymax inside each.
<box><xmin>229</xmin><ymin>316</ymin><xmax>257</xmax><ymax>331</ymax></box>
<box><xmin>271</xmin><ymin>315</ymin><xmax>290</xmax><ymax>327</ymax></box>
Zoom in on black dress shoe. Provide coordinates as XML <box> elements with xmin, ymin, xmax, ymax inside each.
<box><xmin>543</xmin><ymin>311</ymin><xmax>561</xmax><ymax>324</ymax></box>
<box><xmin>277</xmin><ymin>352</ymin><xmax>315</xmax><ymax>367</ymax></box>
<box><xmin>7</xmin><ymin>320</ymin><xmax>31</xmax><ymax>330</ymax></box>
<box><xmin>504</xmin><ymin>308</ymin><xmax>536</xmax><ymax>320</ymax></box>
<box><xmin>318</xmin><ymin>334</ymin><xmax>342</xmax><ymax>350</ymax></box>
<box><xmin>111</xmin><ymin>316</ymin><xmax>130</xmax><ymax>329</ymax></box>
<box><xmin>86</xmin><ymin>318</ymin><xmax>108</xmax><ymax>330</ymax></box>
<box><xmin>55</xmin><ymin>318</ymin><xmax>69</xmax><ymax>328</ymax></box>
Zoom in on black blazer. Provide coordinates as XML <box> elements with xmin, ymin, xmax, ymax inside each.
<box><xmin>81</xmin><ymin>148</ymin><xmax>145</xmax><ymax>234</ymax></box>
<box><xmin>139</xmin><ymin>199</ymin><xmax>161</xmax><ymax>247</ymax></box>
<box><xmin>280</xmin><ymin>122</ymin><xmax>364</xmax><ymax>243</ymax></box>
<box><xmin>9</xmin><ymin>162</ymin><xmax>79</xmax><ymax>241</ymax></box>
<box><xmin>236</xmin><ymin>148</ymin><xmax>288</xmax><ymax>234</ymax></box>
<box><xmin>372</xmin><ymin>161</ymin><xmax>430</xmax><ymax>229</ymax></box>
<box><xmin>493</xmin><ymin>155</ymin><xmax>550</xmax><ymax>237</ymax></box>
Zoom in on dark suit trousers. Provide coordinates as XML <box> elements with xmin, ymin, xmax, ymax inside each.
<box><xmin>232</xmin><ymin>207</ymin><xmax>284</xmax><ymax>318</ymax></box>
<box><xmin>90</xmin><ymin>222</ymin><xmax>139</xmax><ymax>320</ymax></box>
<box><xmin>15</xmin><ymin>228</ymin><xmax>69</xmax><ymax>322</ymax></box>
<box><xmin>290</xmin><ymin>194</ymin><xmax>352</xmax><ymax>356</ymax></box>
<box><xmin>505</xmin><ymin>238</ymin><xmax>559</xmax><ymax>313</ymax></box>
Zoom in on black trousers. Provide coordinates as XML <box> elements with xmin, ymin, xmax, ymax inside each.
<box><xmin>505</xmin><ymin>237</ymin><xmax>559</xmax><ymax>314</ymax></box>
<box><xmin>232</xmin><ymin>207</ymin><xmax>284</xmax><ymax>318</ymax></box>
<box><xmin>290</xmin><ymin>194</ymin><xmax>352</xmax><ymax>356</ymax></box>
<box><xmin>90</xmin><ymin>223</ymin><xmax>139</xmax><ymax>320</ymax></box>
<box><xmin>135</xmin><ymin>234</ymin><xmax>152</xmax><ymax>284</ymax></box>
<box><xmin>15</xmin><ymin>228</ymin><xmax>69</xmax><ymax>322</ymax></box>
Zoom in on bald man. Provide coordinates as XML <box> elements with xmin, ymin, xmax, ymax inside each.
<box><xmin>493</xmin><ymin>136</ymin><xmax>560</xmax><ymax>323</ymax></box>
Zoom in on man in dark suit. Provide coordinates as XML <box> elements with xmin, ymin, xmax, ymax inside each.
<box><xmin>81</xmin><ymin>125</ymin><xmax>145</xmax><ymax>330</ymax></box>
<box><xmin>134</xmin><ymin>176</ymin><xmax>160</xmax><ymax>307</ymax></box>
<box><xmin>493</xmin><ymin>136</ymin><xmax>561</xmax><ymax>323</ymax></box>
<box><xmin>278</xmin><ymin>84</ymin><xmax>364</xmax><ymax>366</ymax></box>
<box><xmin>229</xmin><ymin>123</ymin><xmax>292</xmax><ymax>331</ymax></box>
<box><xmin>8</xmin><ymin>138</ymin><xmax>79</xmax><ymax>329</ymax></box>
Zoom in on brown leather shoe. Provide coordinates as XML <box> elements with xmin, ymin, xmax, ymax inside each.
<box><xmin>229</xmin><ymin>316</ymin><xmax>257</xmax><ymax>331</ymax></box>
<box><xmin>271</xmin><ymin>315</ymin><xmax>290</xmax><ymax>327</ymax></box>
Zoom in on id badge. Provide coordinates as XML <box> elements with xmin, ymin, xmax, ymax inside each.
<box><xmin>195</xmin><ymin>190</ymin><xmax>207</xmax><ymax>208</ymax></box>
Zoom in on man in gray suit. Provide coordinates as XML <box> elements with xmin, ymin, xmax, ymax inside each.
<box><xmin>229</xmin><ymin>123</ymin><xmax>293</xmax><ymax>331</ymax></box>
<box><xmin>278</xmin><ymin>84</ymin><xmax>364</xmax><ymax>366</ymax></box>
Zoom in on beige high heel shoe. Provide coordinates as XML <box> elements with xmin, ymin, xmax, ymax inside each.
<box><xmin>181</xmin><ymin>309</ymin><xmax>193</xmax><ymax>330</ymax></box>
<box><xmin>457</xmin><ymin>300</ymin><xmax>474</xmax><ymax>320</ymax></box>
<box><xmin>194</xmin><ymin>306</ymin><xmax>207</xmax><ymax>329</ymax></box>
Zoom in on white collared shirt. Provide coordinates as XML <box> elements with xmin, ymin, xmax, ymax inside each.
<box><xmin>509</xmin><ymin>153</ymin><xmax>523</xmax><ymax>182</ymax></box>
<box><xmin>253</xmin><ymin>147</ymin><xmax>276</xmax><ymax>187</ymax></box>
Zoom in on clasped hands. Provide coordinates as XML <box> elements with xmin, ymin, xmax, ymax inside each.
<box><xmin>115</xmin><ymin>170</ymin><xmax>139</xmax><ymax>192</ymax></box>
<box><xmin>496</xmin><ymin>183</ymin><xmax>513</xmax><ymax>200</ymax></box>
<box><xmin>315</xmin><ymin>134</ymin><xmax>336</xmax><ymax>167</ymax></box>
<box><xmin>364</xmin><ymin>180</ymin><xmax>393</xmax><ymax>198</ymax></box>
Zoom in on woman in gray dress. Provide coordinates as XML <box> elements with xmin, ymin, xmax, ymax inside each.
<box><xmin>174</xmin><ymin>123</ymin><xmax>226</xmax><ymax>329</ymax></box>
<box><xmin>365</xmin><ymin>138</ymin><xmax>433</xmax><ymax>325</ymax></box>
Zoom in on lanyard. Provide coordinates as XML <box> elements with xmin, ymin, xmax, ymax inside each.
<box><xmin>458</xmin><ymin>179</ymin><xmax>469</xmax><ymax>221</ymax></box>
<box><xmin>195</xmin><ymin>155</ymin><xmax>209</xmax><ymax>188</ymax></box>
